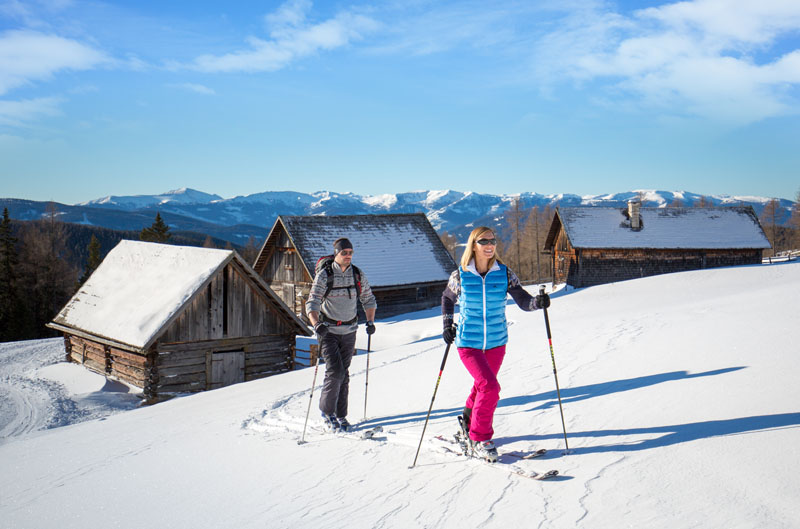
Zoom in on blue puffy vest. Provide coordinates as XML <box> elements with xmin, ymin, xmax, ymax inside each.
<box><xmin>456</xmin><ymin>262</ymin><xmax>509</xmax><ymax>350</ymax></box>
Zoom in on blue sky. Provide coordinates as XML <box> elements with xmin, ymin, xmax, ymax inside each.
<box><xmin>1</xmin><ymin>0</ymin><xmax>799</xmax><ymax>204</ymax></box>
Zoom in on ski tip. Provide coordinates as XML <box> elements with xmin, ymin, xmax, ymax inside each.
<box><xmin>536</xmin><ymin>469</ymin><xmax>559</xmax><ymax>480</ymax></box>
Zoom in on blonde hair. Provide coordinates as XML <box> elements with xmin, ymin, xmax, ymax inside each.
<box><xmin>461</xmin><ymin>226</ymin><xmax>501</xmax><ymax>269</ymax></box>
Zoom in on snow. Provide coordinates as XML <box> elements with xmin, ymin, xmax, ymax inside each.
<box><xmin>561</xmin><ymin>207</ymin><xmax>772</xmax><ymax>249</ymax></box>
<box><xmin>52</xmin><ymin>240</ymin><xmax>232</xmax><ymax>349</ymax></box>
<box><xmin>0</xmin><ymin>339</ymin><xmax>139</xmax><ymax>439</ymax></box>
<box><xmin>2</xmin><ymin>261</ymin><xmax>800</xmax><ymax>528</ymax></box>
<box><xmin>283</xmin><ymin>215</ymin><xmax>454</xmax><ymax>287</ymax></box>
<box><xmin>363</xmin><ymin>194</ymin><xmax>399</xmax><ymax>209</ymax></box>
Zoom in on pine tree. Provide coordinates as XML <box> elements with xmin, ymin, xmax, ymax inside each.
<box><xmin>19</xmin><ymin>203</ymin><xmax>79</xmax><ymax>337</ymax></box>
<box><xmin>80</xmin><ymin>235</ymin><xmax>102</xmax><ymax>284</ymax></box>
<box><xmin>140</xmin><ymin>212</ymin><xmax>171</xmax><ymax>243</ymax></box>
<box><xmin>0</xmin><ymin>208</ymin><xmax>22</xmax><ymax>341</ymax></box>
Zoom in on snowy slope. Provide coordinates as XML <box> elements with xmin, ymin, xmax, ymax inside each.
<box><xmin>1</xmin><ymin>262</ymin><xmax>799</xmax><ymax>528</ymax></box>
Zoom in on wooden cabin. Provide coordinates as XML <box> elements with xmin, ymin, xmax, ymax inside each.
<box><xmin>253</xmin><ymin>213</ymin><xmax>457</xmax><ymax>321</ymax></box>
<box><xmin>48</xmin><ymin>240</ymin><xmax>311</xmax><ymax>399</ymax></box>
<box><xmin>544</xmin><ymin>203</ymin><xmax>772</xmax><ymax>288</ymax></box>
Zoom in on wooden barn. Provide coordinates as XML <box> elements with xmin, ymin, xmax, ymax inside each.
<box><xmin>544</xmin><ymin>202</ymin><xmax>772</xmax><ymax>288</ymax></box>
<box><xmin>253</xmin><ymin>213</ymin><xmax>457</xmax><ymax>320</ymax></box>
<box><xmin>47</xmin><ymin>240</ymin><xmax>311</xmax><ymax>399</ymax></box>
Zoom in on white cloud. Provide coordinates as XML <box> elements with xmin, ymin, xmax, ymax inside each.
<box><xmin>188</xmin><ymin>1</ymin><xmax>378</xmax><ymax>73</ymax></box>
<box><xmin>534</xmin><ymin>0</ymin><xmax>800</xmax><ymax>123</ymax></box>
<box><xmin>0</xmin><ymin>29</ymin><xmax>109</xmax><ymax>95</ymax></box>
<box><xmin>171</xmin><ymin>83</ymin><xmax>216</xmax><ymax>95</ymax></box>
<box><xmin>0</xmin><ymin>96</ymin><xmax>63</xmax><ymax>126</ymax></box>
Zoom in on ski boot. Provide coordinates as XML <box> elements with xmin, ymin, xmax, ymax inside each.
<box><xmin>337</xmin><ymin>417</ymin><xmax>351</xmax><ymax>432</ymax></box>
<box><xmin>322</xmin><ymin>413</ymin><xmax>340</xmax><ymax>432</ymax></box>
<box><xmin>472</xmin><ymin>440</ymin><xmax>499</xmax><ymax>463</ymax></box>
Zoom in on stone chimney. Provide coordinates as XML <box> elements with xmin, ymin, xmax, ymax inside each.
<box><xmin>628</xmin><ymin>199</ymin><xmax>641</xmax><ymax>230</ymax></box>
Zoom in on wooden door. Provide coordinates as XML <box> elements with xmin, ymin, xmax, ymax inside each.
<box><xmin>210</xmin><ymin>351</ymin><xmax>245</xmax><ymax>389</ymax></box>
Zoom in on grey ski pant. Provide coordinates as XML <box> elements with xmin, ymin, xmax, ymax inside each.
<box><xmin>318</xmin><ymin>330</ymin><xmax>357</xmax><ymax>418</ymax></box>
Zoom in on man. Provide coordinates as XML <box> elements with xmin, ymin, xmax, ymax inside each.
<box><xmin>306</xmin><ymin>237</ymin><xmax>377</xmax><ymax>432</ymax></box>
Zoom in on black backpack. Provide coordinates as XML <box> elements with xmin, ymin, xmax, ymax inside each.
<box><xmin>315</xmin><ymin>255</ymin><xmax>362</xmax><ymax>301</ymax></box>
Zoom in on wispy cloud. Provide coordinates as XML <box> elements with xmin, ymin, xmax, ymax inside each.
<box><xmin>0</xmin><ymin>96</ymin><xmax>63</xmax><ymax>126</ymax></box>
<box><xmin>532</xmin><ymin>0</ymin><xmax>800</xmax><ymax>123</ymax></box>
<box><xmin>0</xmin><ymin>29</ymin><xmax>109</xmax><ymax>95</ymax></box>
<box><xmin>170</xmin><ymin>83</ymin><xmax>216</xmax><ymax>95</ymax></box>
<box><xmin>186</xmin><ymin>0</ymin><xmax>379</xmax><ymax>73</ymax></box>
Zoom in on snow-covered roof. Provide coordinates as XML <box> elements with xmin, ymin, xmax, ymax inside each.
<box><xmin>275</xmin><ymin>214</ymin><xmax>457</xmax><ymax>287</ymax></box>
<box><xmin>552</xmin><ymin>207</ymin><xmax>771</xmax><ymax>249</ymax></box>
<box><xmin>51</xmin><ymin>240</ymin><xmax>308</xmax><ymax>351</ymax></box>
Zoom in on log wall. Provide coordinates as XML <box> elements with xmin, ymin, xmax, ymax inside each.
<box><xmin>65</xmin><ymin>334</ymin><xmax>294</xmax><ymax>397</ymax></box>
<box><xmin>372</xmin><ymin>283</ymin><xmax>447</xmax><ymax>318</ymax></box>
<box><xmin>153</xmin><ymin>335</ymin><xmax>294</xmax><ymax>395</ymax></box>
<box><xmin>65</xmin><ymin>334</ymin><xmax>153</xmax><ymax>392</ymax></box>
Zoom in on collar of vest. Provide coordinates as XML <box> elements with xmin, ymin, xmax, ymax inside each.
<box><xmin>464</xmin><ymin>258</ymin><xmax>501</xmax><ymax>276</ymax></box>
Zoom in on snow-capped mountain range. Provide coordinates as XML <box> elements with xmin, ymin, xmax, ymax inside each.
<box><xmin>2</xmin><ymin>187</ymin><xmax>794</xmax><ymax>244</ymax></box>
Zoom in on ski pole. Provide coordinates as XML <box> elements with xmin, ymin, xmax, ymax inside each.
<box><xmin>410</xmin><ymin>343</ymin><xmax>451</xmax><ymax>468</ymax></box>
<box><xmin>363</xmin><ymin>334</ymin><xmax>371</xmax><ymax>422</ymax></box>
<box><xmin>540</xmin><ymin>285</ymin><xmax>571</xmax><ymax>454</ymax></box>
<box><xmin>298</xmin><ymin>349</ymin><xmax>321</xmax><ymax>445</ymax></box>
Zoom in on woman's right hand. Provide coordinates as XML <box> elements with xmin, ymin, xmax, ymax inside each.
<box><xmin>443</xmin><ymin>324</ymin><xmax>457</xmax><ymax>345</ymax></box>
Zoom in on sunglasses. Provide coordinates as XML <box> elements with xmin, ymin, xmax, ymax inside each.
<box><xmin>339</xmin><ymin>250</ymin><xmax>353</xmax><ymax>256</ymax></box>
<box><xmin>475</xmin><ymin>238</ymin><xmax>497</xmax><ymax>246</ymax></box>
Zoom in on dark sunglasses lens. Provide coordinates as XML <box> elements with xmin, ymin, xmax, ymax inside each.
<box><xmin>476</xmin><ymin>238</ymin><xmax>497</xmax><ymax>246</ymax></box>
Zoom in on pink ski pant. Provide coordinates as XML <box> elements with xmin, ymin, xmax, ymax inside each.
<box><xmin>458</xmin><ymin>344</ymin><xmax>507</xmax><ymax>442</ymax></box>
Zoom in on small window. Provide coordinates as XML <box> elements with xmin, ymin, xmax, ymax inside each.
<box><xmin>416</xmin><ymin>287</ymin><xmax>427</xmax><ymax>301</ymax></box>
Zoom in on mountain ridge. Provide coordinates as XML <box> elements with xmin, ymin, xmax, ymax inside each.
<box><xmin>2</xmin><ymin>189</ymin><xmax>794</xmax><ymax>244</ymax></box>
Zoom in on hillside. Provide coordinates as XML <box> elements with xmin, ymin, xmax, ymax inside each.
<box><xmin>1</xmin><ymin>261</ymin><xmax>799</xmax><ymax>528</ymax></box>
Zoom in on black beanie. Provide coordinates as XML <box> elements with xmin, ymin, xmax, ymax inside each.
<box><xmin>333</xmin><ymin>238</ymin><xmax>353</xmax><ymax>255</ymax></box>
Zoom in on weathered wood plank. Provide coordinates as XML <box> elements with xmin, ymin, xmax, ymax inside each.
<box><xmin>158</xmin><ymin>364</ymin><xmax>206</xmax><ymax>378</ymax></box>
<box><xmin>156</xmin><ymin>335</ymin><xmax>289</xmax><ymax>351</ymax></box>
<box><xmin>109</xmin><ymin>348</ymin><xmax>148</xmax><ymax>365</ymax></box>
<box><xmin>158</xmin><ymin>372</ymin><xmax>206</xmax><ymax>386</ymax></box>
<box><xmin>156</xmin><ymin>381</ymin><xmax>207</xmax><ymax>394</ymax></box>
<box><xmin>156</xmin><ymin>349</ymin><xmax>207</xmax><ymax>364</ymax></box>
<box><xmin>112</xmin><ymin>363</ymin><xmax>147</xmax><ymax>385</ymax></box>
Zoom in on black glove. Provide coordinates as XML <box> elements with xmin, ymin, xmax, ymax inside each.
<box><xmin>535</xmin><ymin>292</ymin><xmax>551</xmax><ymax>309</ymax></box>
<box><xmin>314</xmin><ymin>322</ymin><xmax>329</xmax><ymax>339</ymax></box>
<box><xmin>443</xmin><ymin>324</ymin><xmax>457</xmax><ymax>345</ymax></box>
<box><xmin>366</xmin><ymin>321</ymin><xmax>376</xmax><ymax>335</ymax></box>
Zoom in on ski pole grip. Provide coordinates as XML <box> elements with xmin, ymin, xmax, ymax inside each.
<box><xmin>539</xmin><ymin>285</ymin><xmax>545</xmax><ymax>295</ymax></box>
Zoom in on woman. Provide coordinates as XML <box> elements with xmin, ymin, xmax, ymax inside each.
<box><xmin>441</xmin><ymin>226</ymin><xmax>550</xmax><ymax>462</ymax></box>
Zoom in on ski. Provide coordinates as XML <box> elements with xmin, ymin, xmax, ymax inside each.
<box><xmin>432</xmin><ymin>435</ymin><xmax>547</xmax><ymax>460</ymax></box>
<box><xmin>431</xmin><ymin>434</ymin><xmax>559</xmax><ymax>480</ymax></box>
<box><xmin>426</xmin><ymin>416</ymin><xmax>559</xmax><ymax>481</ymax></box>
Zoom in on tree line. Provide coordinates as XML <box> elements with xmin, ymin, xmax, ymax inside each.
<box><xmin>0</xmin><ymin>207</ymin><xmax>257</xmax><ymax>343</ymax></box>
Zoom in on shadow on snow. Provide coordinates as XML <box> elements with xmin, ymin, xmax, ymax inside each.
<box><xmin>360</xmin><ymin>366</ymin><xmax>800</xmax><ymax>454</ymax></box>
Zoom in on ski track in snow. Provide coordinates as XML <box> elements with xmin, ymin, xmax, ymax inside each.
<box><xmin>0</xmin><ymin>339</ymin><xmax>69</xmax><ymax>439</ymax></box>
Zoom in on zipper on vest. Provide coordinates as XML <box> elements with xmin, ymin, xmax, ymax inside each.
<box><xmin>482</xmin><ymin>274</ymin><xmax>487</xmax><ymax>350</ymax></box>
